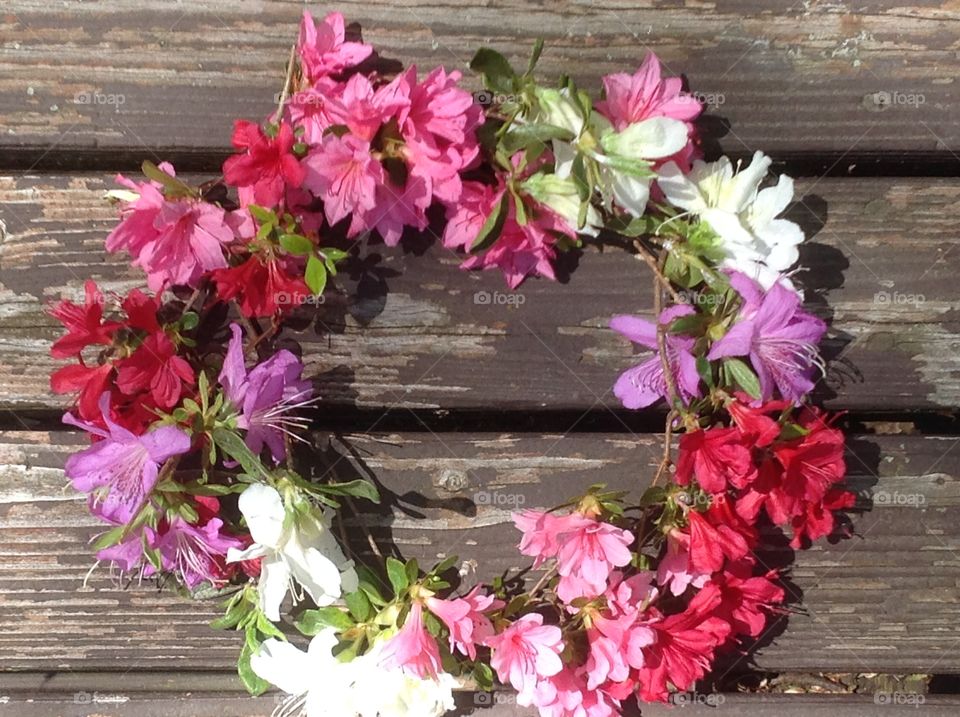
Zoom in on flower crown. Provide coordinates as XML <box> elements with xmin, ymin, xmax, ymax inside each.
<box><xmin>48</xmin><ymin>11</ymin><xmax>851</xmax><ymax>717</ymax></box>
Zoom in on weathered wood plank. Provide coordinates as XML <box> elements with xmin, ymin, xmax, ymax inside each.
<box><xmin>2</xmin><ymin>430</ymin><xmax>959</xmax><ymax>673</ymax></box>
<box><xmin>0</xmin><ymin>1</ymin><xmax>958</xmax><ymax>162</ymax></box>
<box><xmin>0</xmin><ymin>688</ymin><xmax>957</xmax><ymax>717</ymax></box>
<box><xmin>1</xmin><ymin>175</ymin><xmax>959</xmax><ymax>414</ymax></box>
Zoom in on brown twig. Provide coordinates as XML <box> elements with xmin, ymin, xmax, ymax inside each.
<box><xmin>633</xmin><ymin>239</ymin><xmax>684</xmax><ymax>304</ymax></box>
<box><xmin>528</xmin><ymin>565</ymin><xmax>558</xmax><ymax>597</ymax></box>
<box><xmin>344</xmin><ymin>495</ymin><xmax>384</xmax><ymax>560</ymax></box>
<box><xmin>273</xmin><ymin>44</ymin><xmax>298</xmax><ymax>123</ymax></box>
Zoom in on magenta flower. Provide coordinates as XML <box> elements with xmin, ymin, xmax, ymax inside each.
<box><xmin>610</xmin><ymin>304</ymin><xmax>702</xmax><ymax>409</ymax></box>
<box><xmin>63</xmin><ymin>394</ymin><xmax>191</xmax><ymax>523</ymax></box>
<box><xmin>708</xmin><ymin>272</ymin><xmax>827</xmax><ymax>403</ymax></box>
<box><xmin>153</xmin><ymin>516</ymin><xmax>243</xmax><ymax>590</ymax></box>
<box><xmin>425</xmin><ymin>586</ymin><xmax>504</xmax><ymax>660</ymax></box>
<box><xmin>378</xmin><ymin>602</ymin><xmax>443</xmax><ymax>678</ymax></box>
<box><xmin>297</xmin><ymin>10</ymin><xmax>372</xmax><ymax>81</ymax></box>
<box><xmin>303</xmin><ymin>132</ymin><xmax>383</xmax><ymax>229</ymax></box>
<box><xmin>485</xmin><ymin>613</ymin><xmax>564</xmax><ymax>699</ymax></box>
<box><xmin>219</xmin><ymin>324</ymin><xmax>314</xmax><ymax>463</ymax></box>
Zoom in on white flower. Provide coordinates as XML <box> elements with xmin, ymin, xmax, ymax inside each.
<box><xmin>227</xmin><ymin>484</ymin><xmax>357</xmax><ymax>621</ymax></box>
<box><xmin>251</xmin><ymin>631</ymin><xmax>457</xmax><ymax>717</ymax></box>
<box><xmin>520</xmin><ymin>172</ymin><xmax>602</xmax><ymax>236</ymax></box>
<box><xmin>656</xmin><ymin>151</ymin><xmax>805</xmax><ymax>288</ymax></box>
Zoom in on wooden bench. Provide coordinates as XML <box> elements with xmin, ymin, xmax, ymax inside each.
<box><xmin>1</xmin><ymin>2</ymin><xmax>959</xmax><ymax>714</ymax></box>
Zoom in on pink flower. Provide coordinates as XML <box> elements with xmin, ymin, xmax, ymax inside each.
<box><xmin>303</xmin><ymin>132</ymin><xmax>382</xmax><ymax>229</ymax></box>
<box><xmin>554</xmin><ymin>517</ymin><xmax>634</xmax><ymax>603</ymax></box>
<box><xmin>513</xmin><ymin>510</ymin><xmax>581</xmax><ymax>568</ymax></box>
<box><xmin>425</xmin><ymin>586</ymin><xmax>503</xmax><ymax>660</ymax></box>
<box><xmin>596</xmin><ymin>52</ymin><xmax>702</xmax><ymax>130</ymax></box>
<box><xmin>485</xmin><ymin>613</ymin><xmax>564</xmax><ymax>698</ymax></box>
<box><xmin>153</xmin><ymin>516</ymin><xmax>243</xmax><ymax>590</ymax></box>
<box><xmin>297</xmin><ymin>10</ymin><xmax>372</xmax><ymax>81</ymax></box>
<box><xmin>105</xmin><ymin>168</ymin><xmax>168</xmax><ymax>258</ymax></box>
<box><xmin>223</xmin><ymin>120</ymin><xmax>305</xmax><ymax>207</ymax></box>
<box><xmin>63</xmin><ymin>394</ymin><xmax>191</xmax><ymax>523</ymax></box>
<box><xmin>604</xmin><ymin>571</ymin><xmax>658</xmax><ymax>617</ymax></box>
<box><xmin>657</xmin><ymin>533</ymin><xmax>709</xmax><ymax>597</ymax></box>
<box><xmin>529</xmin><ymin>668</ymin><xmax>622</xmax><ymax>717</ymax></box>
<box><xmin>378</xmin><ymin>602</ymin><xmax>443</xmax><ymax>679</ymax></box>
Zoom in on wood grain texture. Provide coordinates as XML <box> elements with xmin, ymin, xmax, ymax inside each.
<box><xmin>2</xmin><ymin>430</ymin><xmax>960</xmax><ymax>673</ymax></box>
<box><xmin>1</xmin><ymin>689</ymin><xmax>959</xmax><ymax>717</ymax></box>
<box><xmin>1</xmin><ymin>174</ymin><xmax>959</xmax><ymax>415</ymax></box>
<box><xmin>0</xmin><ymin>0</ymin><xmax>958</xmax><ymax>161</ymax></box>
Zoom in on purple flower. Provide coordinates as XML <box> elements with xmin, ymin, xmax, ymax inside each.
<box><xmin>64</xmin><ymin>394</ymin><xmax>191</xmax><ymax>523</ymax></box>
<box><xmin>219</xmin><ymin>323</ymin><xmax>314</xmax><ymax>463</ymax></box>
<box><xmin>153</xmin><ymin>516</ymin><xmax>243</xmax><ymax>589</ymax></box>
<box><xmin>708</xmin><ymin>272</ymin><xmax>826</xmax><ymax>403</ymax></box>
<box><xmin>96</xmin><ymin>524</ymin><xmax>156</xmax><ymax>573</ymax></box>
<box><xmin>610</xmin><ymin>305</ymin><xmax>702</xmax><ymax>409</ymax></box>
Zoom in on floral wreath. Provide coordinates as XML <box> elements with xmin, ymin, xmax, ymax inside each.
<box><xmin>48</xmin><ymin>11</ymin><xmax>852</xmax><ymax>717</ymax></box>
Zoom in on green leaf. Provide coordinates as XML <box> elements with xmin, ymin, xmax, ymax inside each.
<box><xmin>639</xmin><ymin>486</ymin><xmax>667</xmax><ymax>507</ymax></box>
<box><xmin>724</xmin><ymin>358</ymin><xmax>762</xmax><ymax>399</ymax></box>
<box><xmin>431</xmin><ymin>555</ymin><xmax>459</xmax><ymax>576</ymax></box>
<box><xmin>345</xmin><ymin>590</ymin><xmax>373</xmax><ymax>622</ymax></box>
<box><xmin>404</xmin><ymin>558</ymin><xmax>420</xmax><ymax>584</ymax></box>
<box><xmin>779</xmin><ymin>422</ymin><xmax>811</xmax><ymax>441</ymax></box>
<box><xmin>474</xmin><ymin>661</ymin><xmax>495</xmax><ymax>691</ymax></box>
<box><xmin>210</xmin><ymin>593</ymin><xmax>249</xmax><ymax>631</ymax></box>
<box><xmin>667</xmin><ymin>314</ymin><xmax>708</xmax><ymax>337</ymax></box>
<box><xmin>141</xmin><ymin>161</ymin><xmax>196</xmax><ymax>199</ymax></box>
<box><xmin>296</xmin><ymin>606</ymin><xmax>354</xmax><ymax>635</ymax></box>
<box><xmin>605</xmin><ymin>212</ymin><xmax>658</xmax><ymax>238</ymax></box>
<box><xmin>305</xmin><ymin>254</ymin><xmax>328</xmax><ymax>295</ymax></box>
<box><xmin>525</xmin><ymin>38</ymin><xmax>545</xmax><ymax>76</ymax></box>
<box><xmin>469</xmin><ymin>47</ymin><xmax>516</xmax><ymax>94</ymax></box>
<box><xmin>238</xmin><ymin>633</ymin><xmax>270</xmax><ymax>696</ymax></box>
<box><xmin>316</xmin><ymin>479</ymin><xmax>380</xmax><ymax>504</ymax></box>
<box><xmin>279</xmin><ymin>233</ymin><xmax>313</xmax><ymax>255</ymax></box>
<box><xmin>470</xmin><ymin>193</ymin><xmax>509</xmax><ymax>252</ymax></box>
<box><xmin>386</xmin><ymin>556</ymin><xmax>410</xmax><ymax>596</ymax></box>
<box><xmin>247</xmin><ymin>204</ymin><xmax>276</xmax><ymax>226</ymax></box>
<box><xmin>90</xmin><ymin>525</ymin><xmax>127</xmax><ymax>551</ymax></box>
<box><xmin>696</xmin><ymin>355</ymin><xmax>714</xmax><ymax>388</ymax></box>
<box><xmin>256</xmin><ymin>612</ymin><xmax>287</xmax><ymax>640</ymax></box>
<box><xmin>211</xmin><ymin>427</ymin><xmax>271</xmax><ymax>479</ymax></box>
<box><xmin>180</xmin><ymin>311</ymin><xmax>199</xmax><ymax>331</ymax></box>
<box><xmin>501</xmin><ymin>123</ymin><xmax>575</xmax><ymax>155</ymax></box>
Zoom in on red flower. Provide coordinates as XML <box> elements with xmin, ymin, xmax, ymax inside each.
<box><xmin>675</xmin><ymin>426</ymin><xmax>756</xmax><ymax>493</ymax></box>
<box><xmin>116</xmin><ymin>332</ymin><xmax>194</xmax><ymax>408</ymax></box>
<box><xmin>681</xmin><ymin>507</ymin><xmax>751</xmax><ymax>575</ymax></box>
<box><xmin>712</xmin><ymin>562</ymin><xmax>784</xmax><ymax>639</ymax></box>
<box><xmin>47</xmin><ymin>281</ymin><xmax>120</xmax><ymax>358</ymax></box>
<box><xmin>120</xmin><ymin>289</ymin><xmax>162</xmax><ymax>333</ymax></box>
<box><xmin>223</xmin><ymin>120</ymin><xmax>306</xmax><ymax>206</ymax></box>
<box><xmin>50</xmin><ymin>361</ymin><xmax>113</xmax><ymax>422</ymax></box>
<box><xmin>727</xmin><ymin>396</ymin><xmax>787</xmax><ymax>448</ymax></box>
<box><xmin>635</xmin><ymin>585</ymin><xmax>731</xmax><ymax>702</ymax></box>
<box><xmin>210</xmin><ymin>254</ymin><xmax>310</xmax><ymax>318</ymax></box>
<box><xmin>789</xmin><ymin>487</ymin><xmax>856</xmax><ymax>548</ymax></box>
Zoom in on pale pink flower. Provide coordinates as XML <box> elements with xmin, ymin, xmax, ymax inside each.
<box><xmin>442</xmin><ymin>181</ymin><xmax>501</xmax><ymax>251</ymax></box>
<box><xmin>425</xmin><ymin>586</ymin><xmax>503</xmax><ymax>660</ymax></box>
<box><xmin>378</xmin><ymin>601</ymin><xmax>443</xmax><ymax>679</ymax></box>
<box><xmin>657</xmin><ymin>531</ymin><xmax>710</xmax><ymax>596</ymax></box>
<box><xmin>297</xmin><ymin>10</ymin><xmax>372</xmax><ymax>81</ymax></box>
<box><xmin>604</xmin><ymin>570</ymin><xmax>658</xmax><ymax>617</ymax></box>
<box><xmin>529</xmin><ymin>668</ymin><xmax>621</xmax><ymax>717</ymax></box>
<box><xmin>513</xmin><ymin>510</ymin><xmax>583</xmax><ymax>568</ymax></box>
<box><xmin>287</xmin><ymin>78</ymin><xmax>344</xmax><ymax>145</ymax></box>
<box><xmin>555</xmin><ymin>517</ymin><xmax>635</xmax><ymax>602</ymax></box>
<box><xmin>485</xmin><ymin>613</ymin><xmax>564</xmax><ymax>699</ymax></box>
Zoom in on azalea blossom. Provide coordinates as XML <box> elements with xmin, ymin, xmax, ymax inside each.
<box><xmin>223</xmin><ymin>120</ymin><xmax>305</xmax><ymax>207</ymax></box>
<box><xmin>378</xmin><ymin>602</ymin><xmax>444</xmax><ymax>679</ymax></box>
<box><xmin>610</xmin><ymin>305</ymin><xmax>702</xmax><ymax>409</ymax></box>
<box><xmin>219</xmin><ymin>323</ymin><xmax>314</xmax><ymax>462</ymax></box>
<box><xmin>210</xmin><ymin>253</ymin><xmax>311</xmax><ymax>318</ymax></box>
<box><xmin>152</xmin><ymin>516</ymin><xmax>243</xmax><ymax>590</ymax></box>
<box><xmin>297</xmin><ymin>10</ymin><xmax>373</xmax><ymax>82</ymax></box>
<box><xmin>554</xmin><ymin>515</ymin><xmax>635</xmax><ymax>603</ymax></box>
<box><xmin>485</xmin><ymin>612</ymin><xmax>565</xmax><ymax>699</ymax></box>
<box><xmin>63</xmin><ymin>394</ymin><xmax>191</xmax><ymax>523</ymax></box>
<box><xmin>425</xmin><ymin>586</ymin><xmax>503</xmax><ymax>660</ymax></box>
<box><xmin>226</xmin><ymin>483</ymin><xmax>357</xmax><ymax>621</ymax></box>
<box><xmin>657</xmin><ymin>151</ymin><xmax>805</xmax><ymax>288</ymax></box>
<box><xmin>251</xmin><ymin>629</ymin><xmax>457</xmax><ymax>717</ymax></box>
<box><xmin>674</xmin><ymin>425</ymin><xmax>757</xmax><ymax>494</ymax></box>
<box><xmin>47</xmin><ymin>281</ymin><xmax>119</xmax><ymax>359</ymax></box>
<box><xmin>708</xmin><ymin>272</ymin><xmax>827</xmax><ymax>403</ymax></box>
